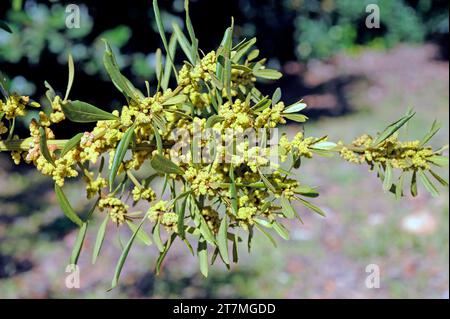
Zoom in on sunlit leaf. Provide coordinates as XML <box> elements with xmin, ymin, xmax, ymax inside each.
<box><xmin>55</xmin><ymin>184</ymin><xmax>84</xmax><ymax>227</ymax></box>
<box><xmin>151</xmin><ymin>154</ymin><xmax>184</xmax><ymax>175</ymax></box>
<box><xmin>92</xmin><ymin>214</ymin><xmax>109</xmax><ymax>264</ymax></box>
<box><xmin>39</xmin><ymin>127</ymin><xmax>55</xmax><ymax>166</ymax></box>
<box><xmin>62</xmin><ymin>100</ymin><xmax>118</xmax><ymax>123</ymax></box>
<box><xmin>61</xmin><ymin>133</ymin><xmax>83</xmax><ymax>157</ymax></box>
<box><xmin>109</xmin><ymin>124</ymin><xmax>135</xmax><ymax>188</ymax></box>
<box><xmin>70</xmin><ymin>222</ymin><xmax>88</xmax><ymax>265</ymax></box>
<box><xmin>217</xmin><ymin>216</ymin><xmax>229</xmax><ymax>265</ymax></box>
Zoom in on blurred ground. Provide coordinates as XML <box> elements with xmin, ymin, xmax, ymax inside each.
<box><xmin>0</xmin><ymin>44</ymin><xmax>448</xmax><ymax>298</ymax></box>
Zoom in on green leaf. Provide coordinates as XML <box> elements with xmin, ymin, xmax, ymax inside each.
<box><xmin>311</xmin><ymin>141</ymin><xmax>337</xmax><ymax>150</ymax></box>
<box><xmin>254</xmin><ymin>224</ymin><xmax>277</xmax><ymax>247</ymax></box>
<box><xmin>429</xmin><ymin>170</ymin><xmax>448</xmax><ymax>187</ymax></box>
<box><xmin>0</xmin><ymin>20</ymin><xmax>12</xmax><ymax>33</ymax></box>
<box><xmin>64</xmin><ymin>53</ymin><xmax>75</xmax><ymax>101</ymax></box>
<box><xmin>153</xmin><ymin>223</ymin><xmax>164</xmax><ymax>252</ymax></box>
<box><xmin>102</xmin><ymin>40</ymin><xmax>144</xmax><ymax>102</ymax></box>
<box><xmin>411</xmin><ymin>171</ymin><xmax>418</xmax><ymax>197</ymax></box>
<box><xmin>260</xmin><ymin>171</ymin><xmax>276</xmax><ymax>194</ymax></box>
<box><xmin>184</xmin><ymin>0</ymin><xmax>198</xmax><ymax>61</ymax></box>
<box><xmin>372</xmin><ymin>112</ymin><xmax>415</xmax><ymax>146</ymax></box>
<box><xmin>0</xmin><ymin>70</ymin><xmax>9</xmax><ymax>98</ymax></box>
<box><xmin>383</xmin><ymin>163</ymin><xmax>393</xmax><ymax>192</ymax></box>
<box><xmin>55</xmin><ymin>185</ymin><xmax>84</xmax><ymax>227</ymax></box>
<box><xmin>428</xmin><ymin>155</ymin><xmax>449</xmax><ymax>167</ymax></box>
<box><xmin>111</xmin><ymin>215</ymin><xmax>147</xmax><ymax>289</ymax></box>
<box><xmin>420</xmin><ymin>120</ymin><xmax>441</xmax><ymax>147</ymax></box>
<box><xmin>62</xmin><ymin>100</ymin><xmax>118</xmax><ymax>123</ymax></box>
<box><xmin>216</xmin><ymin>23</ymin><xmax>233</xmax><ymax>98</ymax></box>
<box><xmin>126</xmin><ymin>220</ymin><xmax>152</xmax><ymax>246</ymax></box>
<box><xmin>151</xmin><ymin>154</ymin><xmax>184</xmax><ymax>175</ymax></box>
<box><xmin>232</xmin><ymin>37</ymin><xmax>256</xmax><ymax>63</ymax></box>
<box><xmin>283</xmin><ymin>102</ymin><xmax>307</xmax><ymax>114</ymax></box>
<box><xmin>283</xmin><ymin>113</ymin><xmax>308</xmax><ymax>123</ymax></box>
<box><xmin>172</xmin><ymin>23</ymin><xmax>195</xmax><ymax>64</ymax></box>
<box><xmin>254</xmin><ymin>69</ymin><xmax>282</xmax><ymax>80</ymax></box>
<box><xmin>92</xmin><ymin>214</ymin><xmax>108</xmax><ymax>264</ymax></box>
<box><xmin>272</xmin><ymin>87</ymin><xmax>282</xmax><ymax>105</ymax></box>
<box><xmin>418</xmin><ymin>170</ymin><xmax>440</xmax><ymax>197</ymax></box>
<box><xmin>109</xmin><ymin>125</ymin><xmax>135</xmax><ymax>188</ymax></box>
<box><xmin>272</xmin><ymin>221</ymin><xmax>289</xmax><ymax>240</ymax></box>
<box><xmin>155</xmin><ymin>48</ymin><xmax>163</xmax><ymax>86</ymax></box>
<box><xmin>155</xmin><ymin>233</ymin><xmax>177</xmax><ymax>275</ymax></box>
<box><xmin>197</xmin><ymin>237</ymin><xmax>209</xmax><ymax>278</ymax></box>
<box><xmin>70</xmin><ymin>222</ymin><xmax>88</xmax><ymax>265</ymax></box>
<box><xmin>162</xmin><ymin>94</ymin><xmax>187</xmax><ymax>106</ymax></box>
<box><xmin>39</xmin><ymin>127</ymin><xmax>55</xmax><ymax>166</ymax></box>
<box><xmin>229</xmin><ymin>166</ymin><xmax>238</xmax><ymax>215</ymax></box>
<box><xmin>280</xmin><ymin>196</ymin><xmax>295</xmax><ymax>219</ymax></box>
<box><xmin>153</xmin><ymin>0</ymin><xmax>177</xmax><ymax>78</ymax></box>
<box><xmin>205</xmin><ymin>115</ymin><xmax>224</xmax><ymax>129</ymax></box>
<box><xmin>177</xmin><ymin>196</ymin><xmax>188</xmax><ymax>239</ymax></box>
<box><xmin>232</xmin><ymin>233</ymin><xmax>239</xmax><ymax>263</ymax></box>
<box><xmin>61</xmin><ymin>133</ymin><xmax>83</xmax><ymax>157</ymax></box>
<box><xmin>162</xmin><ymin>33</ymin><xmax>178</xmax><ymax>90</ymax></box>
<box><xmin>395</xmin><ymin>173</ymin><xmax>405</xmax><ymax>200</ymax></box>
<box><xmin>298</xmin><ymin>198</ymin><xmax>326</xmax><ymax>217</ymax></box>
<box><xmin>294</xmin><ymin>185</ymin><xmax>319</xmax><ymax>198</ymax></box>
<box><xmin>44</xmin><ymin>81</ymin><xmax>55</xmax><ymax>103</ymax></box>
<box><xmin>217</xmin><ymin>216</ymin><xmax>229</xmax><ymax>265</ymax></box>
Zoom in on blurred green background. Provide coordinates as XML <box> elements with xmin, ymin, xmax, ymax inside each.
<box><xmin>0</xmin><ymin>0</ymin><xmax>448</xmax><ymax>298</ymax></box>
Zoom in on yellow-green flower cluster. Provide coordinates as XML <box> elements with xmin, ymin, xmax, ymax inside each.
<box><xmin>0</xmin><ymin>94</ymin><xmax>30</xmax><ymax>119</ymax></box>
<box><xmin>279</xmin><ymin>132</ymin><xmax>317</xmax><ymax>161</ymax></box>
<box><xmin>132</xmin><ymin>186</ymin><xmax>156</xmax><ymax>202</ymax></box>
<box><xmin>340</xmin><ymin>134</ymin><xmax>436</xmax><ymax>171</ymax></box>
<box><xmin>255</xmin><ymin>102</ymin><xmax>286</xmax><ymax>128</ymax></box>
<box><xmin>99</xmin><ymin>197</ymin><xmax>129</xmax><ymax>225</ymax></box>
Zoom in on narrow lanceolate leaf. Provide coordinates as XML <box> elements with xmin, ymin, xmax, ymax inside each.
<box><xmin>111</xmin><ymin>215</ymin><xmax>147</xmax><ymax>289</ymax></box>
<box><xmin>184</xmin><ymin>0</ymin><xmax>198</xmax><ymax>62</ymax></box>
<box><xmin>0</xmin><ymin>70</ymin><xmax>9</xmax><ymax>98</ymax></box>
<box><xmin>280</xmin><ymin>196</ymin><xmax>295</xmax><ymax>219</ymax></box>
<box><xmin>162</xmin><ymin>33</ymin><xmax>178</xmax><ymax>90</ymax></box>
<box><xmin>39</xmin><ymin>127</ymin><xmax>55</xmax><ymax>166</ymax></box>
<box><xmin>0</xmin><ymin>20</ymin><xmax>12</xmax><ymax>33</ymax></box>
<box><xmin>372</xmin><ymin>112</ymin><xmax>416</xmax><ymax>146</ymax></box>
<box><xmin>429</xmin><ymin>170</ymin><xmax>449</xmax><ymax>187</ymax></box>
<box><xmin>311</xmin><ymin>141</ymin><xmax>337</xmax><ymax>151</ymax></box>
<box><xmin>92</xmin><ymin>214</ymin><xmax>109</xmax><ymax>264</ymax></box>
<box><xmin>177</xmin><ymin>196</ymin><xmax>188</xmax><ymax>239</ymax></box>
<box><xmin>126</xmin><ymin>220</ymin><xmax>152</xmax><ymax>246</ymax></box>
<box><xmin>153</xmin><ymin>223</ymin><xmax>164</xmax><ymax>252</ymax></box>
<box><xmin>298</xmin><ymin>198</ymin><xmax>326</xmax><ymax>217</ymax></box>
<box><xmin>420</xmin><ymin>120</ymin><xmax>441</xmax><ymax>147</ymax></box>
<box><xmin>64</xmin><ymin>53</ymin><xmax>75</xmax><ymax>101</ymax></box>
<box><xmin>156</xmin><ymin>233</ymin><xmax>177</xmax><ymax>275</ymax></box>
<box><xmin>162</xmin><ymin>94</ymin><xmax>187</xmax><ymax>106</ymax></box>
<box><xmin>232</xmin><ymin>37</ymin><xmax>256</xmax><ymax>63</ymax></box>
<box><xmin>217</xmin><ymin>216</ymin><xmax>229</xmax><ymax>265</ymax></box>
<box><xmin>70</xmin><ymin>222</ymin><xmax>88</xmax><ymax>265</ymax></box>
<box><xmin>272</xmin><ymin>221</ymin><xmax>289</xmax><ymax>240</ymax></box>
<box><xmin>61</xmin><ymin>133</ymin><xmax>83</xmax><ymax>157</ymax></box>
<box><xmin>254</xmin><ymin>224</ymin><xmax>277</xmax><ymax>247</ymax></box>
<box><xmin>197</xmin><ymin>237</ymin><xmax>209</xmax><ymax>278</ymax></box>
<box><xmin>62</xmin><ymin>100</ymin><xmax>118</xmax><ymax>123</ymax></box>
<box><xmin>253</xmin><ymin>69</ymin><xmax>283</xmax><ymax>80</ymax></box>
<box><xmin>295</xmin><ymin>185</ymin><xmax>319</xmax><ymax>198</ymax></box>
<box><xmin>272</xmin><ymin>87</ymin><xmax>282</xmax><ymax>105</ymax></box>
<box><xmin>44</xmin><ymin>81</ymin><xmax>55</xmax><ymax>103</ymax></box>
<box><xmin>418</xmin><ymin>170</ymin><xmax>440</xmax><ymax>198</ymax></box>
<box><xmin>216</xmin><ymin>23</ymin><xmax>233</xmax><ymax>98</ymax></box>
<box><xmin>395</xmin><ymin>173</ymin><xmax>405</xmax><ymax>200</ymax></box>
<box><xmin>151</xmin><ymin>154</ymin><xmax>184</xmax><ymax>175</ymax></box>
<box><xmin>283</xmin><ymin>113</ymin><xmax>308</xmax><ymax>123</ymax></box>
<box><xmin>155</xmin><ymin>48</ymin><xmax>163</xmax><ymax>86</ymax></box>
<box><xmin>153</xmin><ymin>0</ymin><xmax>177</xmax><ymax>78</ymax></box>
<box><xmin>109</xmin><ymin>125</ymin><xmax>135</xmax><ymax>188</ymax></box>
<box><xmin>260</xmin><ymin>171</ymin><xmax>276</xmax><ymax>194</ymax></box>
<box><xmin>283</xmin><ymin>102</ymin><xmax>307</xmax><ymax>114</ymax></box>
<box><xmin>229</xmin><ymin>166</ymin><xmax>238</xmax><ymax>215</ymax></box>
<box><xmin>411</xmin><ymin>171</ymin><xmax>418</xmax><ymax>197</ymax></box>
<box><xmin>172</xmin><ymin>23</ymin><xmax>195</xmax><ymax>64</ymax></box>
<box><xmin>383</xmin><ymin>163</ymin><xmax>393</xmax><ymax>191</ymax></box>
<box><xmin>428</xmin><ymin>155</ymin><xmax>449</xmax><ymax>167</ymax></box>
<box><xmin>102</xmin><ymin>40</ymin><xmax>144</xmax><ymax>102</ymax></box>
<box><xmin>55</xmin><ymin>185</ymin><xmax>84</xmax><ymax>227</ymax></box>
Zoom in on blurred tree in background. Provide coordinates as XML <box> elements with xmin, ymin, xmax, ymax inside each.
<box><xmin>0</xmin><ymin>0</ymin><xmax>448</xmax><ymax>125</ymax></box>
